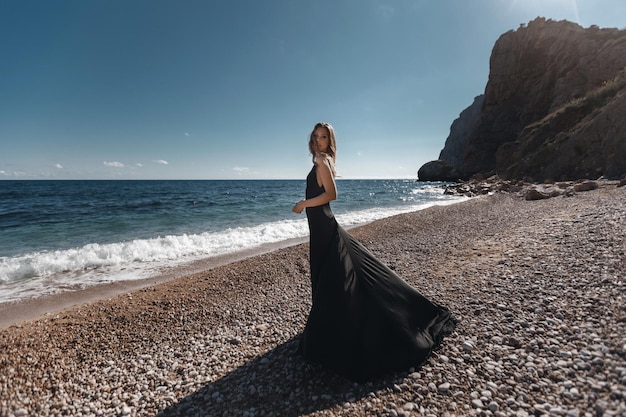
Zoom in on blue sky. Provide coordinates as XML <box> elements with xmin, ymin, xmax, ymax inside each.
<box><xmin>1</xmin><ymin>0</ymin><xmax>625</xmax><ymax>180</ymax></box>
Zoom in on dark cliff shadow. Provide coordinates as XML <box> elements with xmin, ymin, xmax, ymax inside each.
<box><xmin>156</xmin><ymin>335</ymin><xmax>398</xmax><ymax>417</ymax></box>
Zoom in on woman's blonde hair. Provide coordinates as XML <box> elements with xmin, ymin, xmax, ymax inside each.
<box><xmin>308</xmin><ymin>122</ymin><xmax>337</xmax><ymax>176</ymax></box>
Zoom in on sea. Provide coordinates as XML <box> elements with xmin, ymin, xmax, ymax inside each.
<box><xmin>0</xmin><ymin>179</ymin><xmax>465</xmax><ymax>304</ymax></box>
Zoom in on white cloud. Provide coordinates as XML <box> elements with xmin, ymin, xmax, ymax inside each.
<box><xmin>233</xmin><ymin>166</ymin><xmax>249</xmax><ymax>173</ymax></box>
<box><xmin>0</xmin><ymin>170</ymin><xmax>26</xmax><ymax>177</ymax></box>
<box><xmin>184</xmin><ymin>132</ymin><xmax>190</xmax><ymax>137</ymax></box>
<box><xmin>55</xmin><ymin>163</ymin><xmax>63</xmax><ymax>169</ymax></box>
<box><xmin>136</xmin><ymin>163</ymin><xmax>143</xmax><ymax>167</ymax></box>
<box><xmin>104</xmin><ymin>161</ymin><xmax>125</xmax><ymax>168</ymax></box>
<box><xmin>153</xmin><ymin>160</ymin><xmax>169</xmax><ymax>165</ymax></box>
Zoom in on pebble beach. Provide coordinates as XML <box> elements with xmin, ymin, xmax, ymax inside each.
<box><xmin>1</xmin><ymin>183</ymin><xmax>625</xmax><ymax>417</ymax></box>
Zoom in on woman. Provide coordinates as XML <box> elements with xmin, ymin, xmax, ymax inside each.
<box><xmin>293</xmin><ymin>122</ymin><xmax>456</xmax><ymax>382</ymax></box>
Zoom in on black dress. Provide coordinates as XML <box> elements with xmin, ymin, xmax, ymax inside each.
<box><xmin>298</xmin><ymin>165</ymin><xmax>456</xmax><ymax>382</ymax></box>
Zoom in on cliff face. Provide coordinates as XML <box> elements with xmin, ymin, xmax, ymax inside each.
<box><xmin>438</xmin><ymin>94</ymin><xmax>484</xmax><ymax>172</ymax></box>
<box><xmin>425</xmin><ymin>18</ymin><xmax>626</xmax><ymax>182</ymax></box>
<box><xmin>496</xmin><ymin>70</ymin><xmax>626</xmax><ymax>180</ymax></box>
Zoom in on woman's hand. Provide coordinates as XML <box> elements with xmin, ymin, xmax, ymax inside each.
<box><xmin>292</xmin><ymin>199</ymin><xmax>306</xmax><ymax>214</ymax></box>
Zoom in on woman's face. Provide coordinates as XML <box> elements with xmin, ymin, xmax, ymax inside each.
<box><xmin>312</xmin><ymin>127</ymin><xmax>330</xmax><ymax>153</ymax></box>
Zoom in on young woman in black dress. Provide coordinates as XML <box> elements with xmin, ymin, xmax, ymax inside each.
<box><xmin>292</xmin><ymin>122</ymin><xmax>456</xmax><ymax>382</ymax></box>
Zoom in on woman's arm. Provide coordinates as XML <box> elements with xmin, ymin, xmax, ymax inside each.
<box><xmin>292</xmin><ymin>155</ymin><xmax>337</xmax><ymax>214</ymax></box>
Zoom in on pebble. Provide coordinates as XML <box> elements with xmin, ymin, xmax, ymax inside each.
<box><xmin>488</xmin><ymin>401</ymin><xmax>499</xmax><ymax>412</ymax></box>
<box><xmin>472</xmin><ymin>399</ymin><xmax>485</xmax><ymax>409</ymax></box>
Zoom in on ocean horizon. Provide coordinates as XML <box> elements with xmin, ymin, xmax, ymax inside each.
<box><xmin>0</xmin><ymin>179</ymin><xmax>465</xmax><ymax>303</ymax></box>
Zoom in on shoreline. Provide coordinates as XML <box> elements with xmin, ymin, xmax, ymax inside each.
<box><xmin>2</xmin><ymin>185</ymin><xmax>625</xmax><ymax>416</ymax></box>
<box><xmin>0</xmin><ymin>199</ymin><xmax>465</xmax><ymax>329</ymax></box>
<box><xmin>0</xmin><ymin>235</ymin><xmax>308</xmax><ymax>329</ymax></box>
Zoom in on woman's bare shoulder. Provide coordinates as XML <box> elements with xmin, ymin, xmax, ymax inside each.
<box><xmin>313</xmin><ymin>153</ymin><xmax>332</xmax><ymax>166</ymax></box>
<box><xmin>314</xmin><ymin>153</ymin><xmax>336</xmax><ymax>179</ymax></box>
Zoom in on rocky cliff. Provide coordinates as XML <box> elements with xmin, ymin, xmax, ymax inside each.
<box><xmin>421</xmin><ymin>18</ymin><xmax>626</xmax><ymax>182</ymax></box>
<box><xmin>439</xmin><ymin>94</ymin><xmax>485</xmax><ymax>170</ymax></box>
